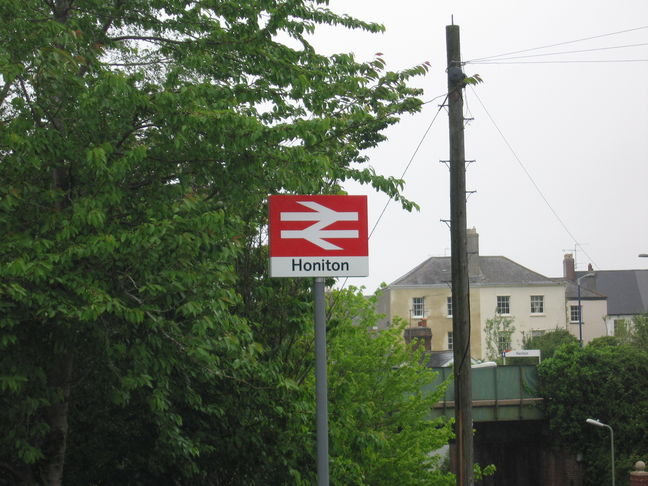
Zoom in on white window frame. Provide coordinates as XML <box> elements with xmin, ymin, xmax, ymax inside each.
<box><xmin>448</xmin><ymin>331</ymin><xmax>454</xmax><ymax>350</ymax></box>
<box><xmin>570</xmin><ymin>305</ymin><xmax>581</xmax><ymax>323</ymax></box>
<box><xmin>496</xmin><ymin>295</ymin><xmax>510</xmax><ymax>315</ymax></box>
<box><xmin>412</xmin><ymin>297</ymin><xmax>425</xmax><ymax>318</ymax></box>
<box><xmin>530</xmin><ymin>295</ymin><xmax>544</xmax><ymax>314</ymax></box>
<box><xmin>446</xmin><ymin>296</ymin><xmax>453</xmax><ymax>318</ymax></box>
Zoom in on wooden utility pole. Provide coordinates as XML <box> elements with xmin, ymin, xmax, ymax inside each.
<box><xmin>446</xmin><ymin>23</ymin><xmax>474</xmax><ymax>486</ymax></box>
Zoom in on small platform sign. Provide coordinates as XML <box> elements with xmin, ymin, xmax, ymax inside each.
<box><xmin>269</xmin><ymin>195</ymin><xmax>369</xmax><ymax>277</ymax></box>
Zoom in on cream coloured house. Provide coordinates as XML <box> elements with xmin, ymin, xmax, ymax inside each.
<box><xmin>560</xmin><ymin>253</ymin><xmax>648</xmax><ymax>342</ymax></box>
<box><xmin>377</xmin><ymin>229</ymin><xmax>567</xmax><ymax>360</ymax></box>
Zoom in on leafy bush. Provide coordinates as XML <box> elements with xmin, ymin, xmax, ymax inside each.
<box><xmin>537</xmin><ymin>343</ymin><xmax>648</xmax><ymax>485</ymax></box>
<box><xmin>523</xmin><ymin>328</ymin><xmax>577</xmax><ymax>360</ymax></box>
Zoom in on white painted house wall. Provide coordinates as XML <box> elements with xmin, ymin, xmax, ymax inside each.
<box><xmin>566</xmin><ymin>298</ymin><xmax>608</xmax><ymax>344</ymax></box>
<box><xmin>478</xmin><ymin>284</ymin><xmax>567</xmax><ymax>358</ymax></box>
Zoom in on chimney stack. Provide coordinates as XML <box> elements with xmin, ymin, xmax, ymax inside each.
<box><xmin>563</xmin><ymin>253</ymin><xmax>575</xmax><ymax>281</ymax></box>
<box><xmin>404</xmin><ymin>327</ymin><xmax>432</xmax><ymax>352</ymax></box>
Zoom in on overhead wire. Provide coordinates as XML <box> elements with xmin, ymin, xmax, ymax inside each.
<box><xmin>460</xmin><ymin>26</ymin><xmax>646</xmax><ymax>273</ymax></box>
<box><xmin>423</xmin><ymin>92</ymin><xmax>450</xmax><ymax>105</ymax></box>
<box><xmin>332</xmin><ymin>94</ymin><xmax>448</xmax><ymax>302</ymax></box>
<box><xmin>472</xmin><ymin>41</ymin><xmax>648</xmax><ymax>61</ymax></box>
<box><xmin>463</xmin><ymin>28</ymin><xmax>648</xmax><ymax>269</ymax></box>
<box><xmin>368</xmin><ymin>94</ymin><xmax>448</xmax><ymax>239</ymax></box>
<box><xmin>466</xmin><ymin>25</ymin><xmax>648</xmax><ymax>64</ymax></box>
<box><xmin>470</xmin><ymin>59</ymin><xmax>648</xmax><ymax>65</ymax></box>
<box><xmin>467</xmin><ymin>85</ymin><xmax>600</xmax><ymax>269</ymax></box>
<box><xmin>332</xmin><ymin>25</ymin><xmax>646</xmax><ymax>318</ymax></box>
<box><xmin>334</xmin><ymin>26</ymin><xmax>647</xmax><ymax>294</ymax></box>
<box><xmin>468</xmin><ymin>42</ymin><xmax>648</xmax><ymax>66</ymax></box>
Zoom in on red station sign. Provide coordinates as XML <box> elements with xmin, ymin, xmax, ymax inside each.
<box><xmin>268</xmin><ymin>195</ymin><xmax>369</xmax><ymax>277</ymax></box>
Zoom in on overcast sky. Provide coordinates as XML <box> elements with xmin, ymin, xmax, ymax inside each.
<box><xmin>310</xmin><ymin>0</ymin><xmax>648</xmax><ymax>292</ymax></box>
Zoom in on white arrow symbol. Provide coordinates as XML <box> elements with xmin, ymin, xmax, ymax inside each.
<box><xmin>280</xmin><ymin>201</ymin><xmax>359</xmax><ymax>250</ymax></box>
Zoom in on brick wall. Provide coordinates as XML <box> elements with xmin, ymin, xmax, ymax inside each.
<box><xmin>630</xmin><ymin>461</ymin><xmax>648</xmax><ymax>486</ymax></box>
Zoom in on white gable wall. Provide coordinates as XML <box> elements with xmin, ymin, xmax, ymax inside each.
<box><xmin>477</xmin><ymin>284</ymin><xmax>567</xmax><ymax>359</ymax></box>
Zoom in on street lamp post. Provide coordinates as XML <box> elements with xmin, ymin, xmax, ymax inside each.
<box><xmin>586</xmin><ymin>418</ymin><xmax>615</xmax><ymax>486</ymax></box>
<box><xmin>577</xmin><ymin>273</ymin><xmax>595</xmax><ymax>347</ymax></box>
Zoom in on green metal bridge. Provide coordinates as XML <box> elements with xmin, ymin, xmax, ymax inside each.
<box><xmin>425</xmin><ymin>365</ymin><xmax>544</xmax><ymax>422</ymax></box>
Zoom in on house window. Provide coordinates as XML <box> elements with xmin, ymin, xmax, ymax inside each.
<box><xmin>531</xmin><ymin>330</ymin><xmax>545</xmax><ymax>338</ymax></box>
<box><xmin>412</xmin><ymin>297</ymin><xmax>425</xmax><ymax>318</ymax></box>
<box><xmin>614</xmin><ymin>319</ymin><xmax>628</xmax><ymax>337</ymax></box>
<box><xmin>570</xmin><ymin>305</ymin><xmax>581</xmax><ymax>323</ymax></box>
<box><xmin>446</xmin><ymin>296</ymin><xmax>453</xmax><ymax>317</ymax></box>
<box><xmin>530</xmin><ymin>295</ymin><xmax>544</xmax><ymax>314</ymax></box>
<box><xmin>496</xmin><ymin>296</ymin><xmax>510</xmax><ymax>315</ymax></box>
<box><xmin>448</xmin><ymin>332</ymin><xmax>454</xmax><ymax>350</ymax></box>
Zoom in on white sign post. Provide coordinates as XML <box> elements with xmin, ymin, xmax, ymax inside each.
<box><xmin>269</xmin><ymin>195</ymin><xmax>369</xmax><ymax>486</ymax></box>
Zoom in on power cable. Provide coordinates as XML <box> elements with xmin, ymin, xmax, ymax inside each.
<box><xmin>333</xmin><ymin>95</ymin><xmax>448</xmax><ymax>300</ymax></box>
<box><xmin>468</xmin><ymin>58</ymin><xmax>648</xmax><ymax>65</ymax></box>
<box><xmin>466</xmin><ymin>25</ymin><xmax>648</xmax><ymax>64</ymax></box>
<box><xmin>467</xmin><ymin>86</ymin><xmax>600</xmax><ymax>269</ymax></box>
<box><xmin>368</xmin><ymin>95</ymin><xmax>448</xmax><ymax>240</ymax></box>
<box><xmin>470</xmin><ymin>42</ymin><xmax>648</xmax><ymax>63</ymax></box>
<box><xmin>423</xmin><ymin>92</ymin><xmax>450</xmax><ymax>105</ymax></box>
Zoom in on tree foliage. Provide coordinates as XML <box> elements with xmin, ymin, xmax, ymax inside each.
<box><xmin>0</xmin><ymin>0</ymin><xmax>429</xmax><ymax>483</ymax></box>
<box><xmin>325</xmin><ymin>288</ymin><xmax>454</xmax><ymax>486</ymax></box>
<box><xmin>613</xmin><ymin>313</ymin><xmax>648</xmax><ymax>348</ymax></box>
<box><xmin>484</xmin><ymin>314</ymin><xmax>515</xmax><ymax>363</ymax></box>
<box><xmin>522</xmin><ymin>328</ymin><xmax>577</xmax><ymax>361</ymax></box>
<box><xmin>537</xmin><ymin>342</ymin><xmax>648</xmax><ymax>485</ymax></box>
<box><xmin>629</xmin><ymin>313</ymin><xmax>648</xmax><ymax>347</ymax></box>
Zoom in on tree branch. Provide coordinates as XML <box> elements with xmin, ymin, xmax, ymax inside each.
<box><xmin>115</xmin><ymin>122</ymin><xmax>155</xmax><ymax>150</ymax></box>
<box><xmin>0</xmin><ymin>81</ymin><xmax>13</xmax><ymax>107</ymax></box>
<box><xmin>109</xmin><ymin>60</ymin><xmax>173</xmax><ymax>67</ymax></box>
<box><xmin>17</xmin><ymin>78</ymin><xmax>45</xmax><ymax>128</ymax></box>
<box><xmin>53</xmin><ymin>0</ymin><xmax>72</xmax><ymax>23</ymax></box>
<box><xmin>108</xmin><ymin>35</ymin><xmax>187</xmax><ymax>45</ymax></box>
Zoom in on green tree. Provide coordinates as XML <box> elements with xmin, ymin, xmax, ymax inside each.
<box><xmin>537</xmin><ymin>342</ymin><xmax>648</xmax><ymax>485</ymax></box>
<box><xmin>588</xmin><ymin>335</ymin><xmax>622</xmax><ymax>348</ymax></box>
<box><xmin>326</xmin><ymin>287</ymin><xmax>454</xmax><ymax>486</ymax></box>
<box><xmin>484</xmin><ymin>314</ymin><xmax>515</xmax><ymax>363</ymax></box>
<box><xmin>626</xmin><ymin>313</ymin><xmax>648</xmax><ymax>347</ymax></box>
<box><xmin>604</xmin><ymin>313</ymin><xmax>648</xmax><ymax>348</ymax></box>
<box><xmin>0</xmin><ymin>0</ymin><xmax>428</xmax><ymax>483</ymax></box>
<box><xmin>522</xmin><ymin>328</ymin><xmax>577</xmax><ymax>361</ymax></box>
